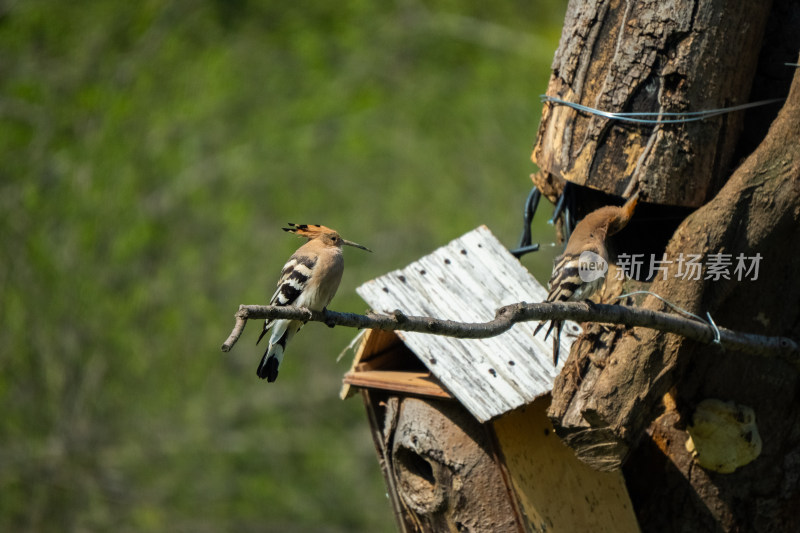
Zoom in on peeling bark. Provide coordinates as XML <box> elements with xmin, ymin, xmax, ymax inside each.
<box><xmin>546</xmin><ymin>14</ymin><xmax>800</xmax><ymax>533</ymax></box>
<box><xmin>533</xmin><ymin>0</ymin><xmax>775</xmax><ymax>206</ymax></box>
<box><xmin>385</xmin><ymin>398</ymin><xmax>521</xmax><ymax>532</ymax></box>
<box><xmin>549</xmin><ymin>57</ymin><xmax>800</xmax><ymax>469</ymax></box>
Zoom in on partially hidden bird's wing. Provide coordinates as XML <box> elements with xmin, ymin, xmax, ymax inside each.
<box><xmin>543</xmin><ymin>252</ymin><xmax>582</xmax><ymax>303</ymax></box>
<box><xmin>534</xmin><ymin>252</ymin><xmax>585</xmax><ymax>365</ymax></box>
<box><xmin>257</xmin><ymin>254</ymin><xmax>318</xmax><ymax>345</ymax></box>
<box><xmin>543</xmin><ymin>241</ymin><xmax>606</xmax><ymax>305</ymax></box>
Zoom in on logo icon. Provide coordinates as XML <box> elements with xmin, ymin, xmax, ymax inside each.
<box><xmin>578</xmin><ymin>251</ymin><xmax>608</xmax><ymax>283</ymax></box>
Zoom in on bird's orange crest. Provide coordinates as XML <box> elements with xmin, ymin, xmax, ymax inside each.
<box><xmin>283</xmin><ymin>223</ymin><xmax>372</xmax><ymax>251</ymax></box>
<box><xmin>283</xmin><ymin>223</ymin><xmax>338</xmax><ymax>239</ymax></box>
<box><xmin>622</xmin><ymin>191</ymin><xmax>639</xmax><ymax>219</ymax></box>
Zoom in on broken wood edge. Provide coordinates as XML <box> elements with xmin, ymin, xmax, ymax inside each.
<box><xmin>343</xmin><ymin>370</ymin><xmax>453</xmax><ymax>400</ymax></box>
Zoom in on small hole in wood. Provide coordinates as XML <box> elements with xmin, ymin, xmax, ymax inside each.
<box><xmin>508</xmin><ymin>360</ymin><xmax>515</xmax><ymax>366</ymax></box>
<box><xmin>419</xmin><ymin>269</ymin><xmax>426</xmax><ymax>275</ymax></box>
<box><xmin>398</xmin><ymin>275</ymin><xmax>406</xmax><ymax>283</ymax></box>
<box><xmin>394</xmin><ymin>445</ymin><xmax>438</xmax><ymax>509</ymax></box>
<box><xmin>488</xmin><ymin>368</ymin><xmax>497</xmax><ymax>377</ymax></box>
<box><xmin>460</xmin><ymin>249</ymin><xmax>467</xmax><ymax>255</ymax></box>
<box><xmin>444</xmin><ymin>258</ymin><xmax>451</xmax><ymax>265</ymax></box>
<box><xmin>382</xmin><ymin>287</ymin><xmax>389</xmax><ymax>293</ymax></box>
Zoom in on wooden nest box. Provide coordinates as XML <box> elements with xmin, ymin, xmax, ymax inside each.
<box><xmin>341</xmin><ymin>226</ymin><xmax>640</xmax><ymax>533</ymax></box>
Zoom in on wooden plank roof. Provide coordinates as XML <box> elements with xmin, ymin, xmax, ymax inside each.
<box><xmin>355</xmin><ymin>225</ymin><xmax>578</xmax><ymax>422</ymax></box>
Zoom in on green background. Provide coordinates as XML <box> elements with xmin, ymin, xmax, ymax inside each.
<box><xmin>0</xmin><ymin>1</ymin><xmax>566</xmax><ymax>531</ymax></box>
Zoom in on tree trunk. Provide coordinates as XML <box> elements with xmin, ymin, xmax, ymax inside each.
<box><xmin>537</xmin><ymin>0</ymin><xmax>800</xmax><ymax>530</ymax></box>
<box><xmin>362</xmin><ymin>392</ymin><xmax>523</xmax><ymax>532</ymax></box>
<box><xmin>532</xmin><ymin>0</ymin><xmax>775</xmax><ymax>207</ymax></box>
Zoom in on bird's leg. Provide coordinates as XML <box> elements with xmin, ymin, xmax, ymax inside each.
<box><xmin>323</xmin><ymin>307</ymin><xmax>336</xmax><ymax>328</ymax></box>
<box><xmin>391</xmin><ymin>309</ymin><xmax>408</xmax><ymax>323</ymax></box>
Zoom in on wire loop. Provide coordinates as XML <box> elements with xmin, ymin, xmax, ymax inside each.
<box><xmin>541</xmin><ymin>95</ymin><xmax>785</xmax><ymax>125</ymax></box>
<box><xmin>616</xmin><ymin>290</ymin><xmax>723</xmax><ymax>346</ymax></box>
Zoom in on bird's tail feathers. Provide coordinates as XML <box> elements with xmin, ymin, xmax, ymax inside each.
<box><xmin>551</xmin><ymin>321</ymin><xmax>563</xmax><ymax>366</ymax></box>
<box><xmin>548</xmin><ymin>322</ymin><xmax>561</xmax><ymax>366</ymax></box>
<box><xmin>534</xmin><ymin>320</ymin><xmax>557</xmax><ymax>340</ymax></box>
<box><xmin>534</xmin><ymin>320</ymin><xmax>562</xmax><ymax>366</ymax></box>
<box><xmin>256</xmin><ymin>320</ymin><xmax>302</xmax><ymax>382</ymax></box>
<box><xmin>256</xmin><ymin>320</ymin><xmax>274</xmax><ymax>345</ymax></box>
<box><xmin>257</xmin><ymin>344</ymin><xmax>284</xmax><ymax>382</ymax></box>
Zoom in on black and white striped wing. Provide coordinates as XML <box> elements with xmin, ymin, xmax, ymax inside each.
<box><xmin>533</xmin><ymin>253</ymin><xmax>579</xmax><ymax>365</ymax></box>
<box><xmin>544</xmin><ymin>250</ymin><xmax>606</xmax><ymax>304</ymax></box>
<box><xmin>534</xmin><ymin>251</ymin><xmax>606</xmax><ymax>365</ymax></box>
<box><xmin>257</xmin><ymin>254</ymin><xmax>318</xmax><ymax>345</ymax></box>
<box><xmin>533</xmin><ymin>253</ymin><xmax>579</xmax><ymax>336</ymax></box>
<box><xmin>544</xmin><ymin>253</ymin><xmax>583</xmax><ymax>303</ymax></box>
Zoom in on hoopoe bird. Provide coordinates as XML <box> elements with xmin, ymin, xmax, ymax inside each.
<box><xmin>534</xmin><ymin>192</ymin><xmax>639</xmax><ymax>365</ymax></box>
<box><xmin>256</xmin><ymin>223</ymin><xmax>371</xmax><ymax>382</ymax></box>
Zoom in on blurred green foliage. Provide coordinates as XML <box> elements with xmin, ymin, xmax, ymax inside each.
<box><xmin>0</xmin><ymin>0</ymin><xmax>565</xmax><ymax>531</ymax></box>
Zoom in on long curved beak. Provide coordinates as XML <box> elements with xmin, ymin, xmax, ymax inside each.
<box><xmin>343</xmin><ymin>239</ymin><xmax>372</xmax><ymax>252</ymax></box>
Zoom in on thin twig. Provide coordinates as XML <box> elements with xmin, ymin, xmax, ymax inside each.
<box><xmin>221</xmin><ymin>302</ymin><xmax>799</xmax><ymax>367</ymax></box>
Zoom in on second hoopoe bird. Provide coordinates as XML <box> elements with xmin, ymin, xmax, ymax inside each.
<box><xmin>534</xmin><ymin>192</ymin><xmax>639</xmax><ymax>365</ymax></box>
<box><xmin>257</xmin><ymin>224</ymin><xmax>371</xmax><ymax>382</ymax></box>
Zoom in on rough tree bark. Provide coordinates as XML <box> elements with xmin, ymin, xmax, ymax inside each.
<box><xmin>533</xmin><ymin>0</ymin><xmax>776</xmax><ymax>206</ymax></box>
<box><xmin>365</xmin><ymin>394</ymin><xmax>522</xmax><ymax>532</ymax></box>
<box><xmin>539</xmin><ymin>0</ymin><xmax>800</xmax><ymax>530</ymax></box>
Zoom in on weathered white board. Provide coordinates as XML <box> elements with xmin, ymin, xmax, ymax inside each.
<box><xmin>356</xmin><ymin>225</ymin><xmax>579</xmax><ymax>422</ymax></box>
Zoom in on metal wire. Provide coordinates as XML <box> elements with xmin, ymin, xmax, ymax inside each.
<box><xmin>548</xmin><ymin>182</ymin><xmax>568</xmax><ymax>225</ymax></box>
<box><xmin>616</xmin><ymin>290</ymin><xmax>722</xmax><ymax>345</ymax></box>
<box><xmin>541</xmin><ymin>95</ymin><xmax>785</xmax><ymax>125</ymax></box>
<box><xmin>510</xmin><ymin>186</ymin><xmax>542</xmax><ymax>258</ymax></box>
<box><xmin>511</xmin><ymin>183</ymin><xmax>577</xmax><ymax>258</ymax></box>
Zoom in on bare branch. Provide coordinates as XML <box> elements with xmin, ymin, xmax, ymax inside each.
<box><xmin>221</xmin><ymin>302</ymin><xmax>800</xmax><ymax>368</ymax></box>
